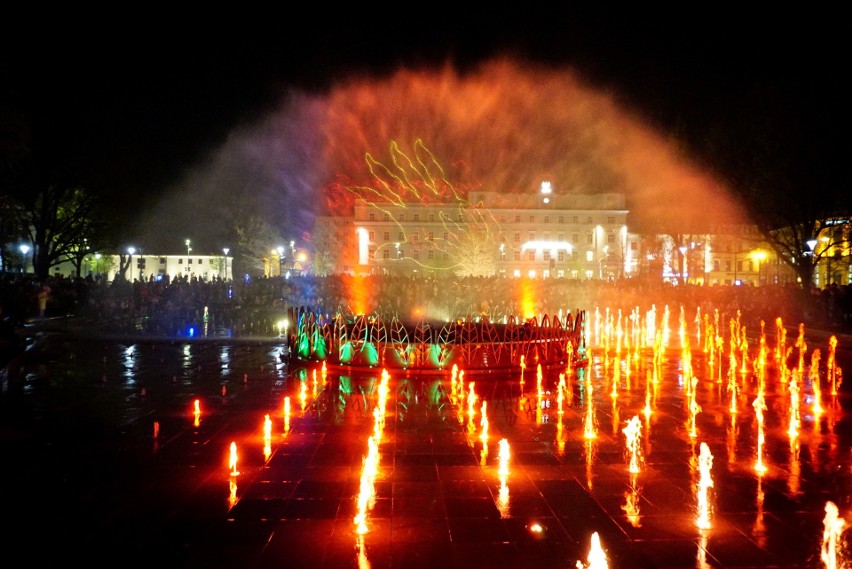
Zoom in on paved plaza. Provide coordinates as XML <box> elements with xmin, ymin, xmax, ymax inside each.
<box><xmin>2</xmin><ymin>322</ymin><xmax>852</xmax><ymax>568</ymax></box>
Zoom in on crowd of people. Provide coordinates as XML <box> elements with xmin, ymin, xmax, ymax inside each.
<box><xmin>3</xmin><ymin>271</ymin><xmax>852</xmax><ymax>374</ymax></box>
<box><xmin>2</xmin><ymin>271</ymin><xmax>851</xmax><ymax>334</ymax></box>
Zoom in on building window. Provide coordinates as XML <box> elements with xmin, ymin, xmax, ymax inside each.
<box><xmin>543</xmin><ymin>250</ymin><xmax>551</xmax><ymax>261</ymax></box>
<box><xmin>427</xmin><ymin>250</ymin><xmax>434</xmax><ymax>260</ymax></box>
<box><xmin>573</xmin><ymin>216</ymin><xmax>578</xmax><ymax>224</ymax></box>
<box><xmin>443</xmin><ymin>232</ymin><xmax>449</xmax><ymax>240</ymax></box>
<box><xmin>369</xmin><ymin>248</ymin><xmax>375</xmax><ymax>260</ymax></box>
<box><xmin>413</xmin><ymin>250</ymin><xmax>420</xmax><ymax>260</ymax></box>
<box><xmin>607</xmin><ymin>234</ymin><xmax>615</xmax><ymax>244</ymax></box>
<box><xmin>499</xmin><ymin>215</ymin><xmax>506</xmax><ymax>223</ymax></box>
<box><xmin>413</xmin><ymin>213</ymin><xmax>419</xmax><ymax>221</ymax></box>
<box><xmin>558</xmin><ymin>251</ymin><xmax>565</xmax><ymax>262</ymax></box>
<box><xmin>398</xmin><ymin>213</ymin><xmax>405</xmax><ymax>221</ymax></box>
<box><xmin>429</xmin><ymin>213</ymin><xmax>435</xmax><ymax>222</ymax></box>
<box><xmin>514</xmin><ymin>251</ymin><xmax>521</xmax><ymax>261</ymax></box>
<box><xmin>587</xmin><ymin>216</ymin><xmax>593</xmax><ymax>224</ymax></box>
<box><xmin>383</xmin><ymin>213</ymin><xmax>390</xmax><ymax>221</ymax></box>
<box><xmin>369</xmin><ymin>213</ymin><xmax>375</xmax><ymax>221</ymax></box>
<box><xmin>383</xmin><ymin>249</ymin><xmax>390</xmax><ymax>259</ymax></box>
<box><xmin>159</xmin><ymin>257</ymin><xmax>166</xmax><ymax>265</ymax></box>
<box><xmin>529</xmin><ymin>215</ymin><xmax>535</xmax><ymax>223</ymax></box>
<box><xmin>527</xmin><ymin>250</ymin><xmax>535</xmax><ymax>261</ymax></box>
<box><xmin>608</xmin><ymin>216</ymin><xmax>615</xmax><ymax>224</ymax></box>
<box><xmin>178</xmin><ymin>259</ymin><xmax>183</xmax><ymax>265</ymax></box>
<box><xmin>188</xmin><ymin>259</ymin><xmax>193</xmax><ymax>265</ymax></box>
<box><xmin>412</xmin><ymin>233</ymin><xmax>419</xmax><ymax>243</ymax></box>
<box><xmin>558</xmin><ymin>216</ymin><xmax>564</xmax><ymax>224</ymax></box>
<box><xmin>514</xmin><ymin>233</ymin><xmax>520</xmax><ymax>243</ymax></box>
<box><xmin>398</xmin><ymin>232</ymin><xmax>404</xmax><ymax>241</ymax></box>
<box><xmin>369</xmin><ymin>231</ymin><xmax>375</xmax><ymax>241</ymax></box>
<box><xmin>587</xmin><ymin>234</ymin><xmax>593</xmax><ymax>244</ymax></box>
<box><xmin>514</xmin><ymin>215</ymin><xmax>521</xmax><ymax>223</ymax></box>
<box><xmin>528</xmin><ymin>232</ymin><xmax>535</xmax><ymax>241</ymax></box>
<box><xmin>383</xmin><ymin>232</ymin><xmax>389</xmax><ymax>241</ymax></box>
<box><xmin>428</xmin><ymin>232</ymin><xmax>434</xmax><ymax>241</ymax></box>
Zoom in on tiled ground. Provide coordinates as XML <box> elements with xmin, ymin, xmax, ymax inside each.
<box><xmin>2</xmin><ymin>332</ymin><xmax>852</xmax><ymax>568</ymax></box>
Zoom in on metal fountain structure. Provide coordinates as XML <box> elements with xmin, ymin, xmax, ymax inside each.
<box><xmin>287</xmin><ymin>306</ymin><xmax>588</xmax><ymax>374</ymax></box>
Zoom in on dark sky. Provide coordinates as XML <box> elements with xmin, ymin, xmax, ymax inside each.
<box><xmin>2</xmin><ymin>12</ymin><xmax>849</xmax><ymax>250</ymax></box>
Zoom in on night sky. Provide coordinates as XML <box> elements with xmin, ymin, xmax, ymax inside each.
<box><xmin>2</xmin><ymin>12</ymin><xmax>848</xmax><ymax>252</ymax></box>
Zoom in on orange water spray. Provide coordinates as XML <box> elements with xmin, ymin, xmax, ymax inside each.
<box><xmin>775</xmin><ymin>317</ymin><xmax>787</xmax><ymax>367</ymax></box>
<box><xmin>299</xmin><ymin>379</ymin><xmax>307</xmax><ymax>411</ymax></box>
<box><xmin>229</xmin><ymin>441</ymin><xmax>239</xmax><ymax>476</ymax></box>
<box><xmin>263</xmin><ymin>413</ymin><xmax>272</xmax><ymax>460</ymax></box>
<box><xmin>622</xmin><ymin>471</ymin><xmax>641</xmax><ymax>528</ymax></box>
<box><xmin>497</xmin><ymin>438</ymin><xmax>510</xmax><ymax>517</ymax></box>
<box><xmin>821</xmin><ymin>501</ymin><xmax>846</xmax><ymax>569</ymax></box>
<box><xmin>688</xmin><ymin>375</ymin><xmax>701</xmax><ymax>440</ymax></box>
<box><xmin>283</xmin><ymin>396</ymin><xmax>291</xmax><ymax>433</ymax></box>
<box><xmin>696</xmin><ymin>442</ymin><xmax>714</xmax><ymax>530</ymax></box>
<box><xmin>479</xmin><ymin>400</ymin><xmax>490</xmax><ymax>462</ymax></box>
<box><xmin>576</xmin><ymin>531</ymin><xmax>609</xmax><ymax>569</ymax></box>
<box><xmin>753</xmin><ymin>391</ymin><xmax>768</xmax><ymax>475</ymax></box>
<box><xmin>643</xmin><ymin>369</ymin><xmax>653</xmax><ymax>418</ymax></box>
<box><xmin>788</xmin><ymin>370</ymin><xmax>801</xmax><ymax>439</ymax></box>
<box><xmin>228</xmin><ymin>479</ymin><xmax>238</xmax><ymax>509</ymax></box>
<box><xmin>827</xmin><ymin>335</ymin><xmax>841</xmax><ymax>396</ymax></box>
<box><xmin>583</xmin><ymin>371</ymin><xmax>597</xmax><ymax>440</ymax></box>
<box><xmin>354</xmin><ymin>436</ymin><xmax>379</xmax><ymax>535</ymax></box>
<box><xmin>623</xmin><ymin>415</ymin><xmax>643</xmax><ymax>473</ymax></box>
<box><xmin>466</xmin><ymin>382</ymin><xmax>478</xmax><ymax>426</ymax></box>
<box><xmin>811</xmin><ymin>349</ymin><xmax>824</xmax><ymax>415</ymax></box>
<box><xmin>193</xmin><ymin>399</ymin><xmax>201</xmax><ymax>427</ymax></box>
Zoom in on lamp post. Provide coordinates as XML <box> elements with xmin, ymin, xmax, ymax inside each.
<box><xmin>807</xmin><ymin>238</ymin><xmax>818</xmax><ymax>287</ymax></box>
<box><xmin>223</xmin><ymin>248</ymin><xmax>230</xmax><ymax>280</ymax></box>
<box><xmin>127</xmin><ymin>246</ymin><xmax>136</xmax><ymax>281</ymax></box>
<box><xmin>753</xmin><ymin>250</ymin><xmax>766</xmax><ymax>286</ymax></box>
<box><xmin>19</xmin><ymin>244</ymin><xmax>29</xmax><ymax>274</ymax></box>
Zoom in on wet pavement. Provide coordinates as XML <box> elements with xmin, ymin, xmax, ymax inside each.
<box><xmin>2</xmin><ymin>320</ymin><xmax>852</xmax><ymax>568</ymax></box>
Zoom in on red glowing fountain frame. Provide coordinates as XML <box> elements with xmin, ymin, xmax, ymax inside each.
<box><xmin>287</xmin><ymin>308</ymin><xmax>588</xmax><ymax>375</ymax></box>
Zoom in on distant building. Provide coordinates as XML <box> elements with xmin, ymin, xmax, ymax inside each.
<box><xmin>313</xmin><ymin>183</ymin><xmax>639</xmax><ymax>279</ymax></box>
<box><xmin>47</xmin><ymin>253</ymin><xmax>233</xmax><ymax>282</ymax></box>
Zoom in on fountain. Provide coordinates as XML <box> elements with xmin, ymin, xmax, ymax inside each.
<box><xmin>288</xmin><ymin>307</ymin><xmax>587</xmax><ymax>374</ymax></box>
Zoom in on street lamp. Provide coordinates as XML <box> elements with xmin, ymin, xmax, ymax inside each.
<box><xmin>127</xmin><ymin>246</ymin><xmax>136</xmax><ymax>281</ymax></box>
<box><xmin>184</xmin><ymin>239</ymin><xmax>192</xmax><ymax>275</ymax></box>
<box><xmin>276</xmin><ymin>245</ymin><xmax>285</xmax><ymax>277</ymax></box>
<box><xmin>223</xmin><ymin>248</ymin><xmax>230</xmax><ymax>280</ymax></box>
<box><xmin>752</xmin><ymin>250</ymin><xmax>766</xmax><ymax>286</ymax></box>
<box><xmin>806</xmin><ymin>238</ymin><xmax>818</xmax><ymax>287</ymax></box>
<box><xmin>19</xmin><ymin>244</ymin><xmax>29</xmax><ymax>274</ymax></box>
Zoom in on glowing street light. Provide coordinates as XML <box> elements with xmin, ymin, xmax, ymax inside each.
<box><xmin>752</xmin><ymin>250</ymin><xmax>767</xmax><ymax>286</ymax></box>
<box><xmin>19</xmin><ymin>244</ymin><xmax>29</xmax><ymax>274</ymax></box>
<box><xmin>276</xmin><ymin>245</ymin><xmax>285</xmax><ymax>276</ymax></box>
<box><xmin>806</xmin><ymin>239</ymin><xmax>818</xmax><ymax>286</ymax></box>
<box><xmin>223</xmin><ymin>247</ymin><xmax>230</xmax><ymax>280</ymax></box>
